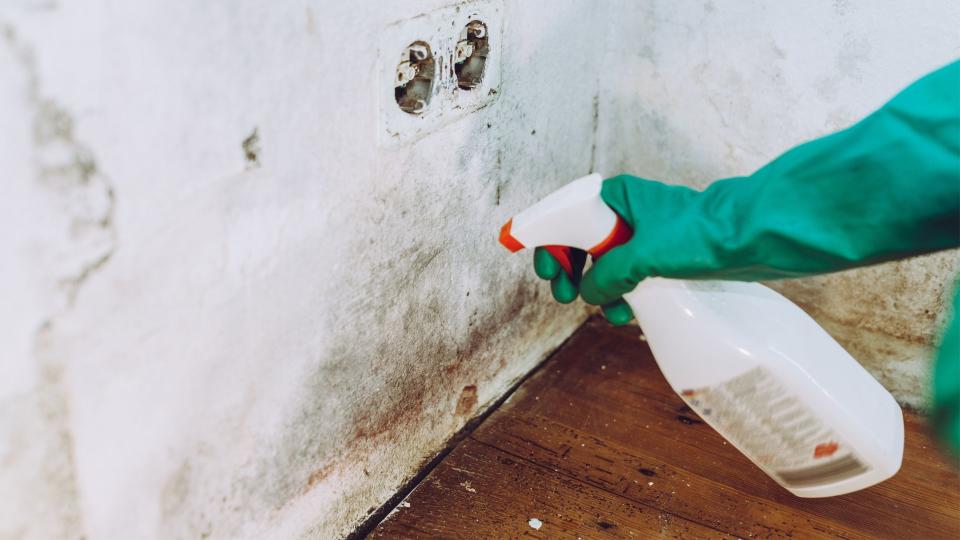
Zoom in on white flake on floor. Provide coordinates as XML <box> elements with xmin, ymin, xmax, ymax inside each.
<box><xmin>528</xmin><ymin>517</ymin><xmax>543</xmax><ymax>530</ymax></box>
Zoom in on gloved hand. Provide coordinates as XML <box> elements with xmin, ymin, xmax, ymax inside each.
<box><xmin>532</xmin><ymin>175</ymin><xmax>703</xmax><ymax>326</ymax></box>
<box><xmin>535</xmin><ymin>60</ymin><xmax>960</xmax><ymax>332</ymax></box>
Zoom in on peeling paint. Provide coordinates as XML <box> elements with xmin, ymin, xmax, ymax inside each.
<box><xmin>4</xmin><ymin>24</ymin><xmax>116</xmax><ymax>307</ymax></box>
<box><xmin>1</xmin><ymin>22</ymin><xmax>117</xmax><ymax>540</ymax></box>
<box><xmin>455</xmin><ymin>385</ymin><xmax>479</xmax><ymax>416</ymax></box>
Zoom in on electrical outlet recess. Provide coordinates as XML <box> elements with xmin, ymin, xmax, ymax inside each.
<box><xmin>378</xmin><ymin>1</ymin><xmax>503</xmax><ymax>146</ymax></box>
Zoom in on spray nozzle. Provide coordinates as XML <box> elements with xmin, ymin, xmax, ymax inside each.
<box><xmin>498</xmin><ymin>173</ymin><xmax>633</xmax><ymax>277</ymax></box>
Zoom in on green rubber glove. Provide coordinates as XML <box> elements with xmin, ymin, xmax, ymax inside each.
<box><xmin>582</xmin><ymin>61</ymin><xmax>959</xmax><ymax>305</ymax></box>
<box><xmin>544</xmin><ymin>61</ymin><xmax>960</xmax><ymax>452</ymax></box>
<box><xmin>933</xmin><ymin>281</ymin><xmax>960</xmax><ymax>463</ymax></box>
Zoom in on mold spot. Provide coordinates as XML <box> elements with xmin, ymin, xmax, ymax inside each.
<box><xmin>242</xmin><ymin>127</ymin><xmax>260</xmax><ymax>169</ymax></box>
<box><xmin>676</xmin><ymin>414</ymin><xmax>703</xmax><ymax>425</ymax></box>
<box><xmin>597</xmin><ymin>521</ymin><xmax>616</xmax><ymax>529</ymax></box>
<box><xmin>639</xmin><ymin>468</ymin><xmax>656</xmax><ymax>477</ymax></box>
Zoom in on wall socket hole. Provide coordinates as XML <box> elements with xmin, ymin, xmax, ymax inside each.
<box><xmin>455</xmin><ymin>21</ymin><xmax>488</xmax><ymax>90</ymax></box>
<box><xmin>395</xmin><ymin>41</ymin><xmax>436</xmax><ymax>114</ymax></box>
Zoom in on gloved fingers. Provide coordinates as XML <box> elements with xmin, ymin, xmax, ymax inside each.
<box><xmin>534</xmin><ymin>247</ymin><xmax>589</xmax><ymax>304</ymax></box>
<box><xmin>548</xmin><ymin>249</ymin><xmax>588</xmax><ymax>304</ymax></box>
<box><xmin>600</xmin><ymin>298</ymin><xmax>634</xmax><ymax>326</ymax></box>
<box><xmin>551</xmin><ymin>270</ymin><xmax>579</xmax><ymax>303</ymax></box>
<box><xmin>581</xmin><ymin>240</ymin><xmax>646</xmax><ymax>306</ymax></box>
<box><xmin>533</xmin><ymin>247</ymin><xmax>560</xmax><ymax>279</ymax></box>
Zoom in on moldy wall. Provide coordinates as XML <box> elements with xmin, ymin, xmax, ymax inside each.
<box><xmin>1</xmin><ymin>1</ymin><xmax>957</xmax><ymax>539</ymax></box>
<box><xmin>1</xmin><ymin>1</ymin><xmax>598</xmax><ymax>538</ymax></box>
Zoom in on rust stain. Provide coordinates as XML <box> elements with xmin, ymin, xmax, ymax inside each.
<box><xmin>352</xmin><ymin>394</ymin><xmax>426</xmax><ymax>442</ymax></box>
<box><xmin>297</xmin><ymin>279</ymin><xmax>551</xmax><ymax>503</ymax></box>
<box><xmin>455</xmin><ymin>385</ymin><xmax>479</xmax><ymax>416</ymax></box>
<box><xmin>367</xmin><ymin>279</ymin><xmax>535</xmax><ymax>431</ymax></box>
<box><xmin>303</xmin><ymin>462</ymin><xmax>336</xmax><ymax>494</ymax></box>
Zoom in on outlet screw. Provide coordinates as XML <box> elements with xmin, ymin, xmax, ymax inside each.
<box><xmin>408</xmin><ymin>43</ymin><xmax>430</xmax><ymax>62</ymax></box>
<box><xmin>467</xmin><ymin>21</ymin><xmax>486</xmax><ymax>39</ymax></box>
<box><xmin>409</xmin><ymin>99</ymin><xmax>427</xmax><ymax>114</ymax></box>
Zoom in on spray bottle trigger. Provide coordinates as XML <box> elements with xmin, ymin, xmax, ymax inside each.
<box><xmin>587</xmin><ymin>215</ymin><xmax>633</xmax><ymax>259</ymax></box>
<box><xmin>542</xmin><ymin>215</ymin><xmax>632</xmax><ymax>279</ymax></box>
<box><xmin>544</xmin><ymin>245</ymin><xmax>576</xmax><ymax>277</ymax></box>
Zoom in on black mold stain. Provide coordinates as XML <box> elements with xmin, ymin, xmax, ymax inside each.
<box><xmin>639</xmin><ymin>468</ymin><xmax>656</xmax><ymax>477</ymax></box>
<box><xmin>588</xmin><ymin>92</ymin><xmax>599</xmax><ymax>171</ymax></box>
<box><xmin>242</xmin><ymin>127</ymin><xmax>260</xmax><ymax>169</ymax></box>
<box><xmin>261</xmin><ymin>162</ymin><xmax>548</xmax><ymax>509</ymax></box>
<box><xmin>597</xmin><ymin>521</ymin><xmax>616</xmax><ymax>529</ymax></box>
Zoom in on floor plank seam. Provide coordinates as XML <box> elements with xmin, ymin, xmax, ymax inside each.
<box><xmin>494</xmin><ymin>412</ymin><xmax>927</xmax><ymax>536</ymax></box>
<box><xmin>466</xmin><ymin>435</ymin><xmax>740</xmax><ymax>538</ymax></box>
<box><xmin>468</xmin><ymin>416</ymin><xmax>888</xmax><ymax>539</ymax></box>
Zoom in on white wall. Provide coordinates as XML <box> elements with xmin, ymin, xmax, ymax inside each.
<box><xmin>1</xmin><ymin>1</ymin><xmax>598</xmax><ymax>538</ymax></box>
<box><xmin>1</xmin><ymin>1</ymin><xmax>957</xmax><ymax>539</ymax></box>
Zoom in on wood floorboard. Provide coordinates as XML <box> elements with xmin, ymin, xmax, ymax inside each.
<box><xmin>370</xmin><ymin>318</ymin><xmax>960</xmax><ymax>539</ymax></box>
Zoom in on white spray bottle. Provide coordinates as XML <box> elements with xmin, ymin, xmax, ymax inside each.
<box><xmin>499</xmin><ymin>173</ymin><xmax>903</xmax><ymax>497</ymax></box>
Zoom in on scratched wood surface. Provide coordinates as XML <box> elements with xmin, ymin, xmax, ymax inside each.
<box><xmin>370</xmin><ymin>317</ymin><xmax>960</xmax><ymax>539</ymax></box>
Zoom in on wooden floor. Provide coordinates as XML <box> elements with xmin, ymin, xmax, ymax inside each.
<box><xmin>370</xmin><ymin>318</ymin><xmax>960</xmax><ymax>539</ymax></box>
